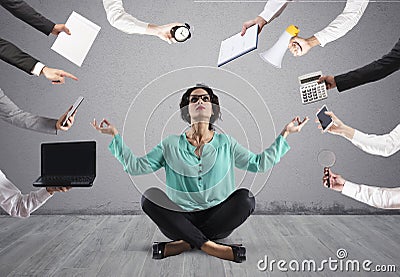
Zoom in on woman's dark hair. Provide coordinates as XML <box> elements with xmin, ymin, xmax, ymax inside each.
<box><xmin>180</xmin><ymin>84</ymin><xmax>221</xmax><ymax>130</ymax></box>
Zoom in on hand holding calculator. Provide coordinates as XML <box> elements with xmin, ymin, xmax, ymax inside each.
<box><xmin>298</xmin><ymin>71</ymin><xmax>328</xmax><ymax>104</ymax></box>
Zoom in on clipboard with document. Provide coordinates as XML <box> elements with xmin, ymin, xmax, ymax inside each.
<box><xmin>217</xmin><ymin>24</ymin><xmax>259</xmax><ymax>67</ymax></box>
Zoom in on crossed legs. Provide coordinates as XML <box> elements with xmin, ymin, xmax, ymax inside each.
<box><xmin>141</xmin><ymin>187</ymin><xmax>255</xmax><ymax>261</ymax></box>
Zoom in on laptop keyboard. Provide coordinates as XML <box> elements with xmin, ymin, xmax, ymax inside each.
<box><xmin>41</xmin><ymin>176</ymin><xmax>93</xmax><ymax>184</ymax></box>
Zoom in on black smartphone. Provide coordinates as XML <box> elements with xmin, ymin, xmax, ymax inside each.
<box><xmin>62</xmin><ymin>96</ymin><xmax>84</xmax><ymax>127</ymax></box>
<box><xmin>316</xmin><ymin>105</ymin><xmax>333</xmax><ymax>132</ymax></box>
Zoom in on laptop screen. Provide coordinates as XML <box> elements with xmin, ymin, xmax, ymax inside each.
<box><xmin>41</xmin><ymin>141</ymin><xmax>96</xmax><ymax>176</ymax></box>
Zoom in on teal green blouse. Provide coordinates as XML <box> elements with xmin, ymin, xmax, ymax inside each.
<box><xmin>109</xmin><ymin>133</ymin><xmax>290</xmax><ymax>211</ymax></box>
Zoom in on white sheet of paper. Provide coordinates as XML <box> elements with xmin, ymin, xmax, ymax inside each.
<box><xmin>217</xmin><ymin>24</ymin><xmax>258</xmax><ymax>67</ymax></box>
<box><xmin>51</xmin><ymin>11</ymin><xmax>101</xmax><ymax>67</ymax></box>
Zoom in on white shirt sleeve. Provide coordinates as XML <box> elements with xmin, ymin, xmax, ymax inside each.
<box><xmin>103</xmin><ymin>0</ymin><xmax>149</xmax><ymax>35</ymax></box>
<box><xmin>31</xmin><ymin>62</ymin><xmax>45</xmax><ymax>77</ymax></box>
<box><xmin>342</xmin><ymin>180</ymin><xmax>400</xmax><ymax>209</ymax></box>
<box><xmin>314</xmin><ymin>0</ymin><xmax>369</xmax><ymax>47</ymax></box>
<box><xmin>259</xmin><ymin>0</ymin><xmax>289</xmax><ymax>22</ymax></box>
<box><xmin>350</xmin><ymin>124</ymin><xmax>400</xmax><ymax>157</ymax></box>
<box><xmin>0</xmin><ymin>170</ymin><xmax>52</xmax><ymax>218</ymax></box>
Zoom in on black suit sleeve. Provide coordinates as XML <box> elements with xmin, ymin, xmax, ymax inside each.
<box><xmin>0</xmin><ymin>38</ymin><xmax>39</xmax><ymax>74</ymax></box>
<box><xmin>0</xmin><ymin>0</ymin><xmax>55</xmax><ymax>35</ymax></box>
<box><xmin>335</xmin><ymin>38</ymin><xmax>400</xmax><ymax>92</ymax></box>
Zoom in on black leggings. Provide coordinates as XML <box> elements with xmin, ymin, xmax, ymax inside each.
<box><xmin>141</xmin><ymin>188</ymin><xmax>255</xmax><ymax>249</ymax></box>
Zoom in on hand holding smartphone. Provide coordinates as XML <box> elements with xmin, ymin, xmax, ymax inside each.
<box><xmin>63</xmin><ymin>96</ymin><xmax>84</xmax><ymax>127</ymax></box>
<box><xmin>316</xmin><ymin>105</ymin><xmax>333</xmax><ymax>132</ymax></box>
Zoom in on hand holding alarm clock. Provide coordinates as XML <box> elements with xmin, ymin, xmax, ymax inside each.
<box><xmin>170</xmin><ymin>23</ymin><xmax>191</xmax><ymax>42</ymax></box>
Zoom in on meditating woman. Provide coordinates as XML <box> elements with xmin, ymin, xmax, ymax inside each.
<box><xmin>92</xmin><ymin>84</ymin><xmax>308</xmax><ymax>262</ymax></box>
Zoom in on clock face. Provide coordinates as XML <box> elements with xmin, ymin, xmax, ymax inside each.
<box><xmin>174</xmin><ymin>26</ymin><xmax>190</xmax><ymax>41</ymax></box>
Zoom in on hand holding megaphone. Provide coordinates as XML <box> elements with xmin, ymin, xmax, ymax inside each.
<box><xmin>289</xmin><ymin>36</ymin><xmax>321</xmax><ymax>57</ymax></box>
<box><xmin>259</xmin><ymin>25</ymin><xmax>300</xmax><ymax>68</ymax></box>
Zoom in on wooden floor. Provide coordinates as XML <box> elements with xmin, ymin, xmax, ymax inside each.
<box><xmin>0</xmin><ymin>215</ymin><xmax>399</xmax><ymax>277</ymax></box>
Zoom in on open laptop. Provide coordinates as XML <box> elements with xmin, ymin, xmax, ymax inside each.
<box><xmin>33</xmin><ymin>141</ymin><xmax>96</xmax><ymax>187</ymax></box>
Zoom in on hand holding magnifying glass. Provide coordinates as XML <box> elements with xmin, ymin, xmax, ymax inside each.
<box><xmin>317</xmin><ymin>149</ymin><xmax>335</xmax><ymax>188</ymax></box>
<box><xmin>318</xmin><ymin>150</ymin><xmax>346</xmax><ymax>191</ymax></box>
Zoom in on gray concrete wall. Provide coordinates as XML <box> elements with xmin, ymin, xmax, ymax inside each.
<box><xmin>0</xmin><ymin>0</ymin><xmax>399</xmax><ymax>214</ymax></box>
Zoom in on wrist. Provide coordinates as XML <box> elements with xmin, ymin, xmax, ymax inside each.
<box><xmin>341</xmin><ymin>125</ymin><xmax>355</xmax><ymax>140</ymax></box>
<box><xmin>40</xmin><ymin>66</ymin><xmax>48</xmax><ymax>76</ymax></box>
<box><xmin>112</xmin><ymin>128</ymin><xmax>119</xmax><ymax>137</ymax></box>
<box><xmin>306</xmin><ymin>36</ymin><xmax>320</xmax><ymax>48</ymax></box>
<box><xmin>146</xmin><ymin>24</ymin><xmax>159</xmax><ymax>36</ymax></box>
<box><xmin>280</xmin><ymin>129</ymin><xmax>289</xmax><ymax>138</ymax></box>
<box><xmin>256</xmin><ymin>16</ymin><xmax>267</xmax><ymax>27</ymax></box>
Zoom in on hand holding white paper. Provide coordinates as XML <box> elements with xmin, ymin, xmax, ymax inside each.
<box><xmin>51</xmin><ymin>12</ymin><xmax>101</xmax><ymax>67</ymax></box>
<box><xmin>218</xmin><ymin>24</ymin><xmax>258</xmax><ymax>67</ymax></box>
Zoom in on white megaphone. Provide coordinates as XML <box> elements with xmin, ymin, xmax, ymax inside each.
<box><xmin>260</xmin><ymin>25</ymin><xmax>300</xmax><ymax>68</ymax></box>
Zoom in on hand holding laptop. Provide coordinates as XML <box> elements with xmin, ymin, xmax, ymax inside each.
<box><xmin>46</xmin><ymin>187</ymin><xmax>72</xmax><ymax>195</ymax></box>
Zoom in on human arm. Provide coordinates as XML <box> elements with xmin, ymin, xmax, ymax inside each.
<box><xmin>102</xmin><ymin>0</ymin><xmax>182</xmax><ymax>44</ymax></box>
<box><xmin>316</xmin><ymin>111</ymin><xmax>400</xmax><ymax>157</ymax></box>
<box><xmin>0</xmin><ymin>170</ymin><xmax>72</xmax><ymax>218</ymax></box>
<box><xmin>0</xmin><ymin>89</ymin><xmax>76</xmax><ymax>134</ymax></box>
<box><xmin>289</xmin><ymin>0</ymin><xmax>369</xmax><ymax>56</ymax></box>
<box><xmin>351</xmin><ymin>124</ymin><xmax>400</xmax><ymax>157</ymax></box>
<box><xmin>0</xmin><ymin>37</ymin><xmax>39</xmax><ymax>74</ymax></box>
<box><xmin>0</xmin><ymin>0</ymin><xmax>55</xmax><ymax>35</ymax></box>
<box><xmin>103</xmin><ymin>0</ymin><xmax>148</xmax><ymax>34</ymax></box>
<box><xmin>0</xmin><ymin>88</ymin><xmax>56</xmax><ymax>134</ymax></box>
<box><xmin>342</xmin><ymin>181</ymin><xmax>400</xmax><ymax>209</ymax></box>
<box><xmin>91</xmin><ymin>119</ymin><xmax>165</xmax><ymax>175</ymax></box>
<box><xmin>0</xmin><ymin>0</ymin><xmax>70</xmax><ymax>36</ymax></box>
<box><xmin>241</xmin><ymin>0</ymin><xmax>290</xmax><ymax>36</ymax></box>
<box><xmin>233</xmin><ymin>135</ymin><xmax>290</xmax><ymax>172</ymax></box>
<box><xmin>233</xmin><ymin>117</ymin><xmax>308</xmax><ymax>172</ymax></box>
<box><xmin>0</xmin><ymin>38</ymin><xmax>78</xmax><ymax>83</ymax></box>
<box><xmin>314</xmin><ymin>0</ymin><xmax>369</xmax><ymax>47</ymax></box>
<box><xmin>323</xmin><ymin>168</ymin><xmax>400</xmax><ymax>209</ymax></box>
<box><xmin>334</xmin><ymin>38</ymin><xmax>400</xmax><ymax>92</ymax></box>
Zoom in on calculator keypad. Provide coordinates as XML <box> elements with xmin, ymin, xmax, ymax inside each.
<box><xmin>300</xmin><ymin>83</ymin><xmax>327</xmax><ymax>104</ymax></box>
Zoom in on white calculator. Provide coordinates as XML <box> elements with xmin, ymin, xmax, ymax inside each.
<box><xmin>298</xmin><ymin>71</ymin><xmax>327</xmax><ymax>104</ymax></box>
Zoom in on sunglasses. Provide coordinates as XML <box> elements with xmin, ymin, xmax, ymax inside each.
<box><xmin>189</xmin><ymin>94</ymin><xmax>211</xmax><ymax>103</ymax></box>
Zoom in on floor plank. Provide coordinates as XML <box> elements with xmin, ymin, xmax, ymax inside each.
<box><xmin>0</xmin><ymin>216</ymin><xmax>52</xmax><ymax>251</ymax></box>
<box><xmin>0</xmin><ymin>215</ymin><xmax>398</xmax><ymax>277</ymax></box>
<box><xmin>7</xmin><ymin>216</ymin><xmax>106</xmax><ymax>276</ymax></box>
<box><xmin>95</xmin><ymin>216</ymin><xmax>157</xmax><ymax>277</ymax></box>
<box><xmin>0</xmin><ymin>216</ymin><xmax>75</xmax><ymax>276</ymax></box>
